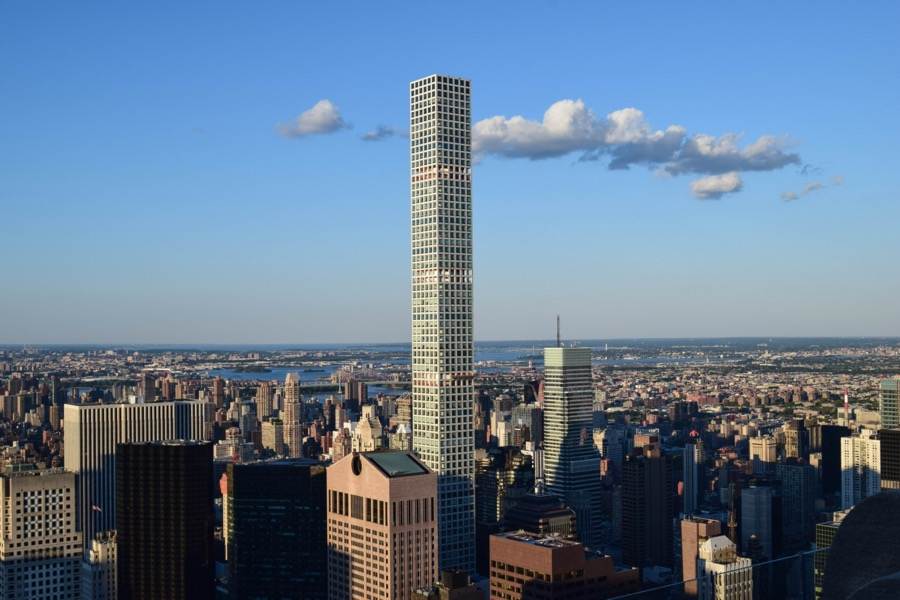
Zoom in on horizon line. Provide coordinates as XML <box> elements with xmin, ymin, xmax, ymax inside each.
<box><xmin>3</xmin><ymin>335</ymin><xmax>900</xmax><ymax>349</ymax></box>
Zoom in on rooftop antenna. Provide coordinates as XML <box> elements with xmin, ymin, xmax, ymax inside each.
<box><xmin>556</xmin><ymin>315</ymin><xmax>561</xmax><ymax>348</ymax></box>
<box><xmin>844</xmin><ymin>388</ymin><xmax>850</xmax><ymax>423</ymax></box>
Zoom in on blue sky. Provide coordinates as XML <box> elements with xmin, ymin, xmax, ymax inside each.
<box><xmin>2</xmin><ymin>1</ymin><xmax>899</xmax><ymax>344</ymax></box>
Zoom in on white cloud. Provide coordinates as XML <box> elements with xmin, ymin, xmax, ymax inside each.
<box><xmin>278</xmin><ymin>99</ymin><xmax>349</xmax><ymax>138</ymax></box>
<box><xmin>472</xmin><ymin>99</ymin><xmax>603</xmax><ymax>159</ymax></box>
<box><xmin>472</xmin><ymin>100</ymin><xmax>801</xmax><ymax>198</ymax></box>
<box><xmin>691</xmin><ymin>172</ymin><xmax>743</xmax><ymax>200</ymax></box>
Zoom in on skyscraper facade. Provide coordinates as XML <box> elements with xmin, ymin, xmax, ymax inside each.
<box><xmin>880</xmin><ymin>428</ymin><xmax>900</xmax><ymax>491</ymax></box>
<box><xmin>622</xmin><ymin>444</ymin><xmax>674</xmax><ymax>568</ymax></box>
<box><xmin>282</xmin><ymin>373</ymin><xmax>303</xmax><ymax>458</ymax></box>
<box><xmin>410</xmin><ymin>73</ymin><xmax>475</xmax><ymax>573</ymax></box>
<box><xmin>116</xmin><ymin>441</ymin><xmax>214</xmax><ymax>600</ymax></box>
<box><xmin>542</xmin><ymin>346</ymin><xmax>601</xmax><ymax>547</ymax></box>
<box><xmin>63</xmin><ymin>400</ymin><xmax>213</xmax><ymax>550</ymax></box>
<box><xmin>776</xmin><ymin>460</ymin><xmax>816</xmax><ymax>552</ymax></box>
<box><xmin>81</xmin><ymin>531</ymin><xmax>117</xmax><ymax>600</ymax></box>
<box><xmin>327</xmin><ymin>451</ymin><xmax>438</xmax><ymax>600</ymax></box>
<box><xmin>0</xmin><ymin>466</ymin><xmax>82</xmax><ymax>600</ymax></box>
<box><xmin>683</xmin><ymin>442</ymin><xmax>700</xmax><ymax>515</ymax></box>
<box><xmin>879</xmin><ymin>379</ymin><xmax>900</xmax><ymax>429</ymax></box>
<box><xmin>225</xmin><ymin>459</ymin><xmax>326</xmax><ymax>599</ymax></box>
<box><xmin>681</xmin><ymin>517</ymin><xmax>722</xmax><ymax>597</ymax></box>
<box><xmin>840</xmin><ymin>429</ymin><xmax>881</xmax><ymax>508</ymax></box>
<box><xmin>740</xmin><ymin>485</ymin><xmax>774</xmax><ymax>560</ymax></box>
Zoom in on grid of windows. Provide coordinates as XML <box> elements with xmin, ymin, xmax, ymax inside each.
<box><xmin>542</xmin><ymin>348</ymin><xmax>602</xmax><ymax>548</ymax></box>
<box><xmin>410</xmin><ymin>74</ymin><xmax>475</xmax><ymax>573</ymax></box>
<box><xmin>0</xmin><ymin>470</ymin><xmax>82</xmax><ymax>600</ymax></box>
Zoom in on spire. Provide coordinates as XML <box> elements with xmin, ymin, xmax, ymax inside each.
<box><xmin>556</xmin><ymin>315</ymin><xmax>561</xmax><ymax>348</ymax></box>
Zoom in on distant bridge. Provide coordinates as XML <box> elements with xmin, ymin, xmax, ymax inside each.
<box><xmin>299</xmin><ymin>380</ymin><xmax>411</xmax><ymax>393</ymax></box>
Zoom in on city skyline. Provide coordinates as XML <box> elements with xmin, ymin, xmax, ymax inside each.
<box><xmin>3</xmin><ymin>2</ymin><xmax>899</xmax><ymax>344</ymax></box>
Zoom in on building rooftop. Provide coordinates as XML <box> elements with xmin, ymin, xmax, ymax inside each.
<box><xmin>496</xmin><ymin>530</ymin><xmax>581</xmax><ymax>549</ymax></box>
<box><xmin>363</xmin><ymin>451</ymin><xmax>429</xmax><ymax>478</ymax></box>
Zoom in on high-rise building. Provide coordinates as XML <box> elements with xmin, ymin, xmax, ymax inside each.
<box><xmin>327</xmin><ymin>451</ymin><xmax>438</xmax><ymax>600</ymax></box>
<box><xmin>740</xmin><ymin>485</ymin><xmax>774</xmax><ymax>560</ymax></box>
<box><xmin>542</xmin><ymin>346</ymin><xmax>601</xmax><ymax>547</ymax></box>
<box><xmin>81</xmin><ymin>531</ymin><xmax>117</xmax><ymax>600</ymax></box>
<box><xmin>813</xmin><ymin>509</ymin><xmax>850</xmax><ymax>600</ymax></box>
<box><xmin>352</xmin><ymin>404</ymin><xmax>384</xmax><ymax>452</ymax></box>
<box><xmin>474</xmin><ymin>447</ymin><xmax>533</xmax><ymax>574</ymax></box>
<box><xmin>488</xmin><ymin>531</ymin><xmax>639</xmax><ymax>599</ymax></box>
<box><xmin>681</xmin><ymin>517</ymin><xmax>722</xmax><ymax>597</ymax></box>
<box><xmin>138</xmin><ymin>372</ymin><xmax>155</xmax><ymax>403</ymax></box>
<box><xmin>410</xmin><ymin>73</ymin><xmax>475</xmax><ymax>573</ymax></box>
<box><xmin>776</xmin><ymin>460</ymin><xmax>816</xmax><ymax>552</ymax></box>
<box><xmin>696</xmin><ymin>535</ymin><xmax>753</xmax><ymax>600</ymax></box>
<box><xmin>840</xmin><ymin>429</ymin><xmax>881</xmax><ymax>508</ymax></box>
<box><xmin>260</xmin><ymin>418</ymin><xmax>285</xmax><ymax>456</ymax></box>
<box><xmin>282</xmin><ymin>373</ymin><xmax>303</xmax><ymax>458</ymax></box>
<box><xmin>683</xmin><ymin>442</ymin><xmax>701</xmax><ymax>515</ymax></box>
<box><xmin>880</xmin><ymin>428</ymin><xmax>900</xmax><ymax>490</ymax></box>
<box><xmin>255</xmin><ymin>381</ymin><xmax>273</xmax><ymax>420</ymax></box>
<box><xmin>820</xmin><ymin>425</ymin><xmax>851</xmax><ymax>498</ymax></box>
<box><xmin>63</xmin><ymin>400</ymin><xmax>213</xmax><ymax>550</ymax></box>
<box><xmin>116</xmin><ymin>441</ymin><xmax>214</xmax><ymax>600</ymax></box>
<box><xmin>503</xmin><ymin>492</ymin><xmax>577</xmax><ymax>539</ymax></box>
<box><xmin>622</xmin><ymin>444</ymin><xmax>674</xmax><ymax>568</ymax></box>
<box><xmin>211</xmin><ymin>376</ymin><xmax>226</xmax><ymax>408</ymax></box>
<box><xmin>879</xmin><ymin>378</ymin><xmax>900</xmax><ymax>429</ymax></box>
<box><xmin>225</xmin><ymin>459</ymin><xmax>326</xmax><ymax>600</ymax></box>
<box><xmin>783</xmin><ymin>419</ymin><xmax>808</xmax><ymax>461</ymax></box>
<box><xmin>0</xmin><ymin>466</ymin><xmax>82</xmax><ymax>600</ymax></box>
<box><xmin>749</xmin><ymin>436</ymin><xmax>776</xmax><ymax>474</ymax></box>
<box><xmin>413</xmin><ymin>570</ymin><xmax>481</xmax><ymax>600</ymax></box>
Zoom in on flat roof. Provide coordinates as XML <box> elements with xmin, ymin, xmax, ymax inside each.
<box><xmin>364</xmin><ymin>452</ymin><xmax>428</xmax><ymax>478</ymax></box>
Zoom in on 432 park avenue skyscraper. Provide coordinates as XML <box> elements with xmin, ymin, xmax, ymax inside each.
<box><xmin>410</xmin><ymin>74</ymin><xmax>475</xmax><ymax>573</ymax></box>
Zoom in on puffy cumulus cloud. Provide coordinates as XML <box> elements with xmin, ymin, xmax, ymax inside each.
<box><xmin>278</xmin><ymin>100</ymin><xmax>349</xmax><ymax>138</ymax></box>
<box><xmin>691</xmin><ymin>172</ymin><xmax>743</xmax><ymax>200</ymax></box>
<box><xmin>473</xmin><ymin>100</ymin><xmax>801</xmax><ymax>198</ymax></box>
<box><xmin>361</xmin><ymin>125</ymin><xmax>404</xmax><ymax>142</ymax></box>
<box><xmin>665</xmin><ymin>133</ymin><xmax>799</xmax><ymax>176</ymax></box>
<box><xmin>780</xmin><ymin>176</ymin><xmax>843</xmax><ymax>202</ymax></box>
<box><xmin>473</xmin><ymin>99</ymin><xmax>603</xmax><ymax>159</ymax></box>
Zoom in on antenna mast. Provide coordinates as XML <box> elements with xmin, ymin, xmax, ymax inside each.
<box><xmin>556</xmin><ymin>315</ymin><xmax>561</xmax><ymax>348</ymax></box>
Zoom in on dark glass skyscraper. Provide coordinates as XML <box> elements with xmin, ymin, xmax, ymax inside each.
<box><xmin>225</xmin><ymin>459</ymin><xmax>327</xmax><ymax>599</ymax></box>
<box><xmin>116</xmin><ymin>441</ymin><xmax>214</xmax><ymax>600</ymax></box>
<box><xmin>621</xmin><ymin>444</ymin><xmax>674</xmax><ymax>568</ymax></box>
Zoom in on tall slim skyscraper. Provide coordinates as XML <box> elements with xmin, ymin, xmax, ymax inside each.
<box><xmin>255</xmin><ymin>381</ymin><xmax>273</xmax><ymax>420</ymax></box>
<box><xmin>542</xmin><ymin>346</ymin><xmax>602</xmax><ymax>547</ymax></box>
<box><xmin>410</xmin><ymin>74</ymin><xmax>475</xmax><ymax>572</ymax></box>
<box><xmin>683</xmin><ymin>442</ymin><xmax>700</xmax><ymax>515</ymax></box>
<box><xmin>282</xmin><ymin>373</ymin><xmax>303</xmax><ymax>458</ymax></box>
<box><xmin>116</xmin><ymin>441</ymin><xmax>214</xmax><ymax>600</ymax></box>
<box><xmin>63</xmin><ymin>400</ymin><xmax>213</xmax><ymax>550</ymax></box>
